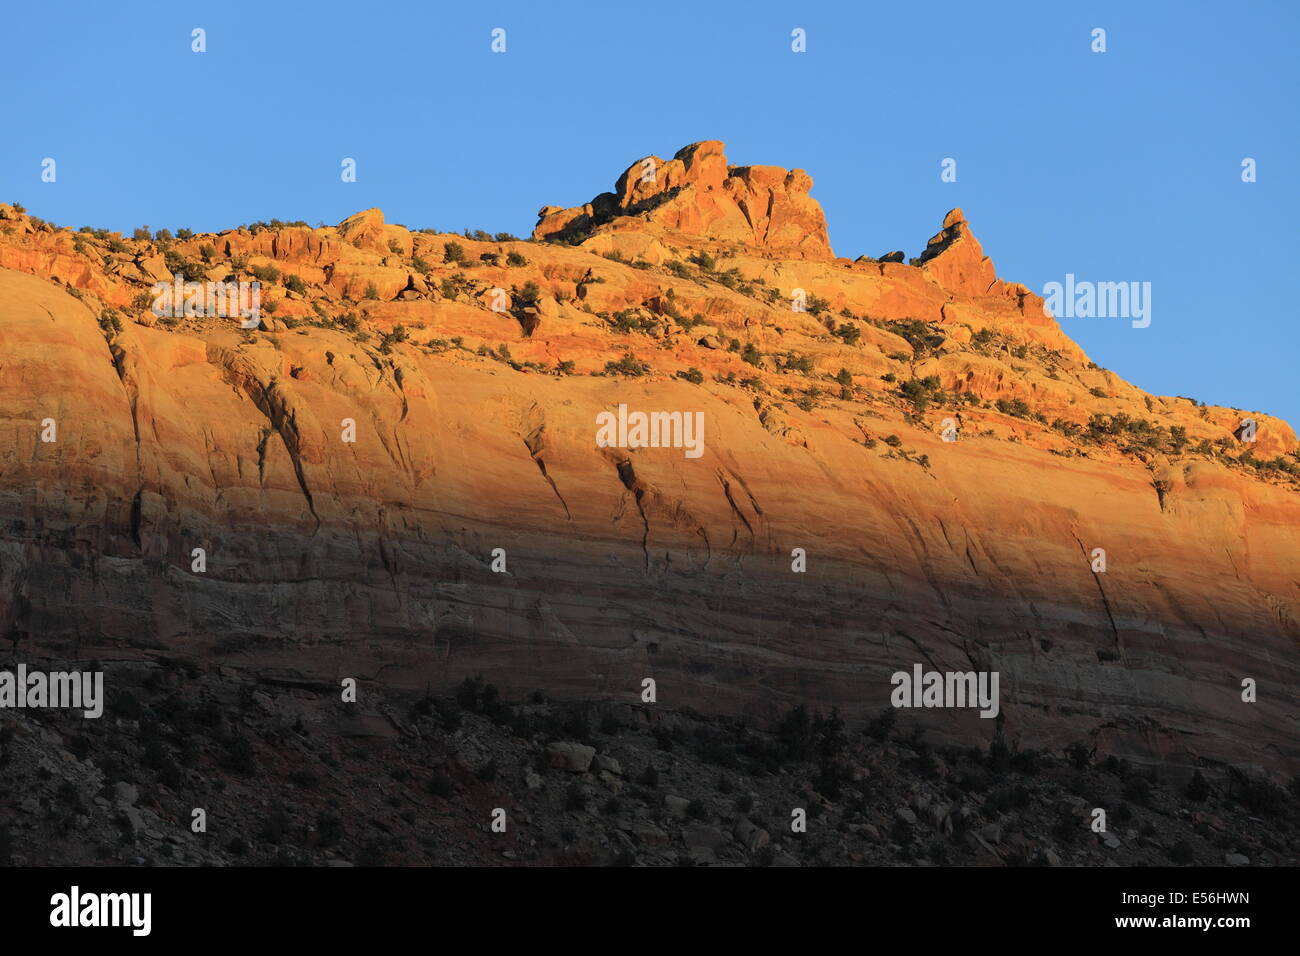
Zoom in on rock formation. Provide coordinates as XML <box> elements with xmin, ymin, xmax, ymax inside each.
<box><xmin>534</xmin><ymin>140</ymin><xmax>833</xmax><ymax>259</ymax></box>
<box><xmin>0</xmin><ymin>142</ymin><xmax>1296</xmax><ymax>790</ymax></box>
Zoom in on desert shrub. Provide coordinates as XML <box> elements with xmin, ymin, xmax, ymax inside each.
<box><xmin>604</xmin><ymin>353</ymin><xmax>650</xmax><ymax>377</ymax></box>
<box><xmin>900</xmin><ymin>375</ymin><xmax>945</xmax><ymax>413</ymax></box>
<box><xmin>259</xmin><ymin>806</ymin><xmax>292</xmax><ymax>844</ymax></box>
<box><xmin>833</xmin><ymin>322</ymin><xmax>861</xmax><ymax>345</ymax></box>
<box><xmin>222</xmin><ymin>735</ymin><xmax>257</xmax><ymax>775</ymax></box>
<box><xmin>1065</xmin><ymin>741</ymin><xmax>1091</xmax><ymax>770</ymax></box>
<box><xmin>996</xmin><ymin>397</ymin><xmax>1032</xmax><ymax>419</ymax></box>
<box><xmin>513</xmin><ymin>281</ymin><xmax>541</xmax><ymax>309</ymax></box>
<box><xmin>378</xmin><ymin>325</ymin><xmax>409</xmax><ymax>354</ymax></box>
<box><xmin>429</xmin><ymin>771</ymin><xmax>455</xmax><ymax>799</ymax></box>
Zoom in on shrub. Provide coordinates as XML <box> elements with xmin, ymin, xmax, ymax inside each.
<box><xmin>378</xmin><ymin>325</ymin><xmax>409</xmax><ymax>354</ymax></box>
<box><xmin>222</xmin><ymin>735</ymin><xmax>257</xmax><ymax>775</ymax></box>
<box><xmin>259</xmin><ymin>807</ymin><xmax>292</xmax><ymax>844</ymax></box>
<box><xmin>249</xmin><ymin>263</ymin><xmax>281</xmax><ymax>284</ymax></box>
<box><xmin>513</xmin><ymin>281</ymin><xmax>541</xmax><ymax>309</ymax></box>
<box><xmin>443</xmin><ymin>241</ymin><xmax>466</xmax><ymax>264</ymax></box>
<box><xmin>833</xmin><ymin>322</ymin><xmax>861</xmax><ymax>345</ymax></box>
<box><xmin>995</xmin><ymin>397</ymin><xmax>1032</xmax><ymax>419</ymax></box>
<box><xmin>565</xmin><ymin>783</ymin><xmax>588</xmax><ymax>812</ymax></box>
<box><xmin>1186</xmin><ymin>769</ymin><xmax>1210</xmax><ymax>802</ymax></box>
<box><xmin>98</xmin><ymin>309</ymin><xmax>123</xmax><ymax>336</ymax></box>
<box><xmin>455</xmin><ymin>674</ymin><xmax>501</xmax><ymax>716</ymax></box>
<box><xmin>604</xmin><ymin>353</ymin><xmax>650</xmax><ymax>377</ymax></box>
<box><xmin>506</xmin><ymin>251</ymin><xmax>527</xmax><ymax>267</ymax></box>
<box><xmin>866</xmin><ymin>707</ymin><xmax>896</xmax><ymax>740</ymax></box>
<box><xmin>429</xmin><ymin>771</ymin><xmax>455</xmax><ymax>799</ymax></box>
<box><xmin>1064</xmin><ymin>741</ymin><xmax>1091</xmax><ymax>770</ymax></box>
<box><xmin>284</xmin><ymin>274</ymin><xmax>307</xmax><ymax>295</ymax></box>
<box><xmin>900</xmin><ymin>375</ymin><xmax>945</xmax><ymax>413</ymax></box>
<box><xmin>677</xmin><ymin>367</ymin><xmax>704</xmax><ymax>385</ymax></box>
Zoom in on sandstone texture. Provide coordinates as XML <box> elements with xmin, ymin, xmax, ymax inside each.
<box><xmin>0</xmin><ymin>143</ymin><xmax>1296</xmax><ymax>791</ymax></box>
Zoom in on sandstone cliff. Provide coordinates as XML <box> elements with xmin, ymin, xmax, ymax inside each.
<box><xmin>0</xmin><ymin>142</ymin><xmax>1296</xmax><ymax>784</ymax></box>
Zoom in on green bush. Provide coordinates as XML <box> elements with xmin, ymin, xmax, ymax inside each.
<box><xmin>513</xmin><ymin>281</ymin><xmax>541</xmax><ymax>309</ymax></box>
<box><xmin>249</xmin><ymin>263</ymin><xmax>281</xmax><ymax>284</ymax></box>
<box><xmin>834</xmin><ymin>322</ymin><xmax>861</xmax><ymax>345</ymax></box>
<box><xmin>605</xmin><ymin>353</ymin><xmax>650</xmax><ymax>377</ymax></box>
<box><xmin>995</xmin><ymin>397</ymin><xmax>1032</xmax><ymax>419</ymax></box>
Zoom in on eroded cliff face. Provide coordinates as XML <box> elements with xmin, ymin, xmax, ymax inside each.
<box><xmin>0</xmin><ymin>141</ymin><xmax>1296</xmax><ymax>781</ymax></box>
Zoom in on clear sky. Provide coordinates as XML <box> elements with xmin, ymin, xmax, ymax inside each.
<box><xmin>3</xmin><ymin>1</ymin><xmax>1297</xmax><ymax>426</ymax></box>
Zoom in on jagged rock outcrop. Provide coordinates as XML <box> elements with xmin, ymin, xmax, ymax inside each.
<box><xmin>918</xmin><ymin>208</ymin><xmax>999</xmax><ymax>297</ymax></box>
<box><xmin>533</xmin><ymin>140</ymin><xmax>833</xmax><ymax>259</ymax></box>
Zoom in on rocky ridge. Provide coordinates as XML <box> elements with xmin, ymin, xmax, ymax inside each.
<box><xmin>0</xmin><ymin>141</ymin><xmax>1297</xmax><ymax>799</ymax></box>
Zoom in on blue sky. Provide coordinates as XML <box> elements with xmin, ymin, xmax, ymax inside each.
<box><xmin>4</xmin><ymin>1</ymin><xmax>1297</xmax><ymax>426</ymax></box>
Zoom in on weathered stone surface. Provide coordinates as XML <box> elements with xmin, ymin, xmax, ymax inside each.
<box><xmin>546</xmin><ymin>742</ymin><xmax>596</xmax><ymax>773</ymax></box>
<box><xmin>533</xmin><ymin>141</ymin><xmax>833</xmax><ymax>259</ymax></box>
<box><xmin>0</xmin><ymin>152</ymin><xmax>1296</xmax><ymax>790</ymax></box>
